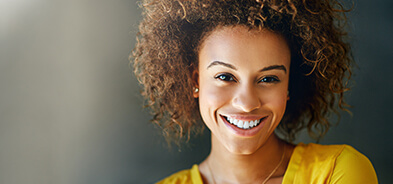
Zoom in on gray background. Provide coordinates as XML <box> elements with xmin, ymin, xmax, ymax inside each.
<box><xmin>1</xmin><ymin>0</ymin><xmax>392</xmax><ymax>183</ymax></box>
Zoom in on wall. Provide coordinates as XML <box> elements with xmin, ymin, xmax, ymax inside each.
<box><xmin>1</xmin><ymin>0</ymin><xmax>392</xmax><ymax>183</ymax></box>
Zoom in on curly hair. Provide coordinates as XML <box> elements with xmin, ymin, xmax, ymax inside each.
<box><xmin>132</xmin><ymin>0</ymin><xmax>353</xmax><ymax>144</ymax></box>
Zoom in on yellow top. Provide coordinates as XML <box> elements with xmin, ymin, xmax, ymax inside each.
<box><xmin>156</xmin><ymin>143</ymin><xmax>378</xmax><ymax>184</ymax></box>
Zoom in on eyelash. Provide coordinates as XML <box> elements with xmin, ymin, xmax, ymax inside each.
<box><xmin>214</xmin><ymin>73</ymin><xmax>280</xmax><ymax>83</ymax></box>
<box><xmin>258</xmin><ymin>76</ymin><xmax>280</xmax><ymax>83</ymax></box>
<box><xmin>214</xmin><ymin>73</ymin><xmax>236</xmax><ymax>82</ymax></box>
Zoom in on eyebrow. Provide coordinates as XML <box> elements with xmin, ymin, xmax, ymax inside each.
<box><xmin>207</xmin><ymin>61</ymin><xmax>237</xmax><ymax>70</ymax></box>
<box><xmin>207</xmin><ymin>61</ymin><xmax>287</xmax><ymax>73</ymax></box>
<box><xmin>260</xmin><ymin>65</ymin><xmax>287</xmax><ymax>73</ymax></box>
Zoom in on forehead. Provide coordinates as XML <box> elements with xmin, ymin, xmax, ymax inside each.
<box><xmin>198</xmin><ymin>26</ymin><xmax>291</xmax><ymax>69</ymax></box>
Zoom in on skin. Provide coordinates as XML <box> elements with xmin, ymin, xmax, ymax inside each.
<box><xmin>193</xmin><ymin>26</ymin><xmax>295</xmax><ymax>184</ymax></box>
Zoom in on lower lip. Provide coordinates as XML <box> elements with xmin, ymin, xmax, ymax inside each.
<box><xmin>220</xmin><ymin>115</ymin><xmax>267</xmax><ymax>137</ymax></box>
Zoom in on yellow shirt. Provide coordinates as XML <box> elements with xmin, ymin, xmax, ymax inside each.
<box><xmin>157</xmin><ymin>143</ymin><xmax>378</xmax><ymax>184</ymax></box>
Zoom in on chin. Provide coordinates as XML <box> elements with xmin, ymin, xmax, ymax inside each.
<box><xmin>226</xmin><ymin>146</ymin><xmax>260</xmax><ymax>155</ymax></box>
<box><xmin>223</xmin><ymin>139</ymin><xmax>264</xmax><ymax>155</ymax></box>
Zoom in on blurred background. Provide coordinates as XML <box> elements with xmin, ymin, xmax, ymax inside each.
<box><xmin>1</xmin><ymin>0</ymin><xmax>392</xmax><ymax>183</ymax></box>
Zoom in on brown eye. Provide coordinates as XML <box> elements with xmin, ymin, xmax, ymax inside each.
<box><xmin>259</xmin><ymin>76</ymin><xmax>280</xmax><ymax>83</ymax></box>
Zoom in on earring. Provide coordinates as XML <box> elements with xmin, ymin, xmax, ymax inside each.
<box><xmin>194</xmin><ymin>88</ymin><xmax>199</xmax><ymax>93</ymax></box>
<box><xmin>287</xmin><ymin>90</ymin><xmax>290</xmax><ymax>100</ymax></box>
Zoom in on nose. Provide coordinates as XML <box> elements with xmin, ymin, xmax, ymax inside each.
<box><xmin>232</xmin><ymin>84</ymin><xmax>261</xmax><ymax>112</ymax></box>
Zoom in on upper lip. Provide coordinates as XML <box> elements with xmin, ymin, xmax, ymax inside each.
<box><xmin>220</xmin><ymin>114</ymin><xmax>267</xmax><ymax>121</ymax></box>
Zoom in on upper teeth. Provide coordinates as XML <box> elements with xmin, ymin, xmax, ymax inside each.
<box><xmin>226</xmin><ymin>117</ymin><xmax>261</xmax><ymax>129</ymax></box>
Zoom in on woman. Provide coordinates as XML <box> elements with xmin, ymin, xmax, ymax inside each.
<box><xmin>133</xmin><ymin>0</ymin><xmax>378</xmax><ymax>183</ymax></box>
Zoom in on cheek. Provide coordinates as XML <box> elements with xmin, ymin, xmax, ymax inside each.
<box><xmin>260</xmin><ymin>87</ymin><xmax>288</xmax><ymax>116</ymax></box>
<box><xmin>198</xmin><ymin>83</ymin><xmax>233</xmax><ymax>122</ymax></box>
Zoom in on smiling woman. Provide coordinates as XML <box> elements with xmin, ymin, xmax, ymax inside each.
<box><xmin>196</xmin><ymin>27</ymin><xmax>290</xmax><ymax>155</ymax></box>
<box><xmin>132</xmin><ymin>0</ymin><xmax>378</xmax><ymax>183</ymax></box>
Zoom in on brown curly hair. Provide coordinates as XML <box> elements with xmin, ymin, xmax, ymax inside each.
<box><xmin>132</xmin><ymin>0</ymin><xmax>353</xmax><ymax>144</ymax></box>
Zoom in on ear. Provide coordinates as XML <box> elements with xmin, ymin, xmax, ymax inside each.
<box><xmin>192</xmin><ymin>69</ymin><xmax>199</xmax><ymax>98</ymax></box>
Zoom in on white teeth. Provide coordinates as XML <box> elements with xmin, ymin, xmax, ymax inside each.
<box><xmin>225</xmin><ymin>116</ymin><xmax>262</xmax><ymax>129</ymax></box>
<box><xmin>237</xmin><ymin>120</ymin><xmax>244</xmax><ymax>128</ymax></box>
<box><xmin>249</xmin><ymin>121</ymin><xmax>254</xmax><ymax>127</ymax></box>
<box><xmin>244</xmin><ymin>121</ymin><xmax>250</xmax><ymax>129</ymax></box>
<box><xmin>251</xmin><ymin>120</ymin><xmax>256</xmax><ymax>127</ymax></box>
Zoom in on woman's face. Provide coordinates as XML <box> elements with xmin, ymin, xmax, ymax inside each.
<box><xmin>195</xmin><ymin>26</ymin><xmax>291</xmax><ymax>154</ymax></box>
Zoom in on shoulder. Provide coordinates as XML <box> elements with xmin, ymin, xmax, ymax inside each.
<box><xmin>330</xmin><ymin>145</ymin><xmax>378</xmax><ymax>183</ymax></box>
<box><xmin>156</xmin><ymin>165</ymin><xmax>203</xmax><ymax>184</ymax></box>
<box><xmin>284</xmin><ymin>143</ymin><xmax>378</xmax><ymax>184</ymax></box>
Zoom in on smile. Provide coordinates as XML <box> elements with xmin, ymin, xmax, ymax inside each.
<box><xmin>223</xmin><ymin>116</ymin><xmax>265</xmax><ymax>130</ymax></box>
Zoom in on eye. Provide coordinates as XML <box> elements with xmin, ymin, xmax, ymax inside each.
<box><xmin>214</xmin><ymin>73</ymin><xmax>236</xmax><ymax>82</ymax></box>
<box><xmin>259</xmin><ymin>76</ymin><xmax>280</xmax><ymax>83</ymax></box>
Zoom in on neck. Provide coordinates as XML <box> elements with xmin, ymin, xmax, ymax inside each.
<box><xmin>203</xmin><ymin>134</ymin><xmax>287</xmax><ymax>184</ymax></box>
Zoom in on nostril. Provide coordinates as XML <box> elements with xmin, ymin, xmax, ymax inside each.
<box><xmin>232</xmin><ymin>97</ymin><xmax>261</xmax><ymax>112</ymax></box>
<box><xmin>231</xmin><ymin>86</ymin><xmax>262</xmax><ymax>112</ymax></box>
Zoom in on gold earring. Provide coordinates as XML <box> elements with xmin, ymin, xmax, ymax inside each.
<box><xmin>287</xmin><ymin>91</ymin><xmax>290</xmax><ymax>100</ymax></box>
<box><xmin>194</xmin><ymin>88</ymin><xmax>199</xmax><ymax>93</ymax></box>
